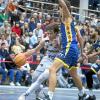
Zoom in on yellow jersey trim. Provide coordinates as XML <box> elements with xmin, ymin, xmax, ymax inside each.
<box><xmin>69</xmin><ymin>66</ymin><xmax>79</xmax><ymax>71</ymax></box>
<box><xmin>91</xmin><ymin>68</ymin><xmax>97</xmax><ymax>74</ymax></box>
<box><xmin>55</xmin><ymin>58</ymin><xmax>69</xmax><ymax>68</ymax></box>
<box><xmin>65</xmin><ymin>22</ymin><xmax>72</xmax><ymax>55</ymax></box>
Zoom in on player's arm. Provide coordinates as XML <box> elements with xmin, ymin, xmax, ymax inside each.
<box><xmin>25</xmin><ymin>40</ymin><xmax>45</xmax><ymax>58</ymax></box>
<box><xmin>76</xmin><ymin>28</ymin><xmax>84</xmax><ymax>57</ymax></box>
<box><xmin>59</xmin><ymin>0</ymin><xmax>71</xmax><ymax>21</ymax></box>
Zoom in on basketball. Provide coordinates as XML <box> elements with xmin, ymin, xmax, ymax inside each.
<box><xmin>14</xmin><ymin>53</ymin><xmax>27</xmax><ymax>68</ymax></box>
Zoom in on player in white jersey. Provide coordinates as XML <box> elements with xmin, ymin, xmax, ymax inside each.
<box><xmin>18</xmin><ymin>23</ymin><xmax>62</xmax><ymax>100</ymax></box>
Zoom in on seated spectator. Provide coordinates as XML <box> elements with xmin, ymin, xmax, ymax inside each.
<box><xmin>0</xmin><ymin>21</ymin><xmax>11</xmax><ymax>34</ymax></box>
<box><xmin>5</xmin><ymin>52</ymin><xmax>23</xmax><ymax>86</ymax></box>
<box><xmin>11</xmin><ymin>22</ymin><xmax>22</xmax><ymax>37</ymax></box>
<box><xmin>0</xmin><ymin>34</ymin><xmax>9</xmax><ymax>50</ymax></box>
<box><xmin>37</xmin><ymin>13</ymin><xmax>44</xmax><ymax>24</ymax></box>
<box><xmin>0</xmin><ymin>43</ymin><xmax>9</xmax><ymax>59</ymax></box>
<box><xmin>22</xmin><ymin>22</ymin><xmax>29</xmax><ymax>34</ymax></box>
<box><xmin>20</xmin><ymin>63</ymin><xmax>32</xmax><ymax>86</ymax></box>
<box><xmin>22</xmin><ymin>32</ymin><xmax>30</xmax><ymax>50</ymax></box>
<box><xmin>11</xmin><ymin>37</ymin><xmax>25</xmax><ymax>54</ymax></box>
<box><xmin>29</xmin><ymin>17</ymin><xmax>36</xmax><ymax>32</ymax></box>
<box><xmin>0</xmin><ymin>43</ymin><xmax>9</xmax><ymax>84</ymax></box>
<box><xmin>0</xmin><ymin>10</ymin><xmax>8</xmax><ymax>27</ymax></box>
<box><xmin>6</xmin><ymin>0</ymin><xmax>16</xmax><ymax>13</ymax></box>
<box><xmin>19</xmin><ymin>16</ymin><xmax>25</xmax><ymax>28</ymax></box>
<box><xmin>0</xmin><ymin>55</ymin><xmax>7</xmax><ymax>85</ymax></box>
<box><xmin>29</xmin><ymin>32</ymin><xmax>38</xmax><ymax>49</ymax></box>
<box><xmin>33</xmin><ymin>23</ymin><xmax>44</xmax><ymax>42</ymax></box>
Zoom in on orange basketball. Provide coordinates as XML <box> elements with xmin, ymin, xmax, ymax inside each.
<box><xmin>14</xmin><ymin>53</ymin><xmax>27</xmax><ymax>68</ymax></box>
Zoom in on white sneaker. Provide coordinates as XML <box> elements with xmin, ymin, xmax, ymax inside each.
<box><xmin>18</xmin><ymin>94</ymin><xmax>26</xmax><ymax>100</ymax></box>
<box><xmin>16</xmin><ymin>82</ymin><xmax>21</xmax><ymax>86</ymax></box>
<box><xmin>10</xmin><ymin>82</ymin><xmax>15</xmax><ymax>86</ymax></box>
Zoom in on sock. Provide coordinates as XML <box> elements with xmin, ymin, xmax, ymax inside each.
<box><xmin>25</xmin><ymin>69</ymin><xmax>49</xmax><ymax>96</ymax></box>
<box><xmin>48</xmin><ymin>91</ymin><xmax>54</xmax><ymax>100</ymax></box>
<box><xmin>25</xmin><ymin>81</ymin><xmax>39</xmax><ymax>96</ymax></box>
<box><xmin>89</xmin><ymin>89</ymin><xmax>94</xmax><ymax>96</ymax></box>
<box><xmin>78</xmin><ymin>87</ymin><xmax>85</xmax><ymax>96</ymax></box>
<box><xmin>35</xmin><ymin>85</ymin><xmax>43</xmax><ymax>97</ymax></box>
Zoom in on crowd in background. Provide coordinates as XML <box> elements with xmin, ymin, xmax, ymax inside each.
<box><xmin>0</xmin><ymin>0</ymin><xmax>100</xmax><ymax>89</ymax></box>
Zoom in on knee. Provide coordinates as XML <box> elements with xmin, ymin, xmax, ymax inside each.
<box><xmin>16</xmin><ymin>70</ymin><xmax>22</xmax><ymax>77</ymax></box>
<box><xmin>69</xmin><ymin>70</ymin><xmax>78</xmax><ymax>78</ymax></box>
<box><xmin>9</xmin><ymin>69</ymin><xmax>14</xmax><ymax>72</ymax></box>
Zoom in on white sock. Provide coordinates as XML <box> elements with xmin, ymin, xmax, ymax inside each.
<box><xmin>25</xmin><ymin>81</ymin><xmax>39</xmax><ymax>95</ymax></box>
<box><xmin>89</xmin><ymin>89</ymin><xmax>93</xmax><ymax>96</ymax></box>
<box><xmin>25</xmin><ymin>69</ymin><xmax>49</xmax><ymax>96</ymax></box>
<box><xmin>35</xmin><ymin>85</ymin><xmax>43</xmax><ymax>97</ymax></box>
<box><xmin>78</xmin><ymin>87</ymin><xmax>85</xmax><ymax>96</ymax></box>
<box><xmin>48</xmin><ymin>91</ymin><xmax>54</xmax><ymax>100</ymax></box>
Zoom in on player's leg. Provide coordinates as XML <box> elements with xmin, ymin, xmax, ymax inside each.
<box><xmin>18</xmin><ymin>56</ymin><xmax>53</xmax><ymax>100</ymax></box>
<box><xmin>45</xmin><ymin>59</ymin><xmax>64</xmax><ymax>100</ymax></box>
<box><xmin>24</xmin><ymin>56</ymin><xmax>51</xmax><ymax>96</ymax></box>
<box><xmin>25</xmin><ymin>71</ymin><xmax>43</xmax><ymax>96</ymax></box>
<box><xmin>69</xmin><ymin>67</ymin><xmax>89</xmax><ymax>100</ymax></box>
<box><xmin>18</xmin><ymin>70</ymin><xmax>42</xmax><ymax>100</ymax></box>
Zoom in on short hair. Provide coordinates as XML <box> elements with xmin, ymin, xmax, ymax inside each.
<box><xmin>46</xmin><ymin>22</ymin><xmax>59</xmax><ymax>34</ymax></box>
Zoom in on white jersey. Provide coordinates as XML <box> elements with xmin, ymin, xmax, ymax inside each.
<box><xmin>35</xmin><ymin>35</ymin><xmax>60</xmax><ymax>72</ymax></box>
<box><xmin>45</xmin><ymin>35</ymin><xmax>60</xmax><ymax>60</ymax></box>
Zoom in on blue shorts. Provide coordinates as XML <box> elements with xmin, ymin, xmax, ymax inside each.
<box><xmin>55</xmin><ymin>45</ymin><xmax>79</xmax><ymax>69</ymax></box>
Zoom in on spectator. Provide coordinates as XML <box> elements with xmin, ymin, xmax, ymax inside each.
<box><xmin>19</xmin><ymin>16</ymin><xmax>25</xmax><ymax>28</ymax></box>
<box><xmin>0</xmin><ymin>43</ymin><xmax>9</xmax><ymax>58</ymax></box>
<box><xmin>0</xmin><ymin>53</ymin><xmax>7</xmax><ymax>85</ymax></box>
<box><xmin>33</xmin><ymin>23</ymin><xmax>44</xmax><ymax>42</ymax></box>
<box><xmin>5</xmin><ymin>52</ymin><xmax>23</xmax><ymax>86</ymax></box>
<box><xmin>6</xmin><ymin>0</ymin><xmax>16</xmax><ymax>13</ymax></box>
<box><xmin>0</xmin><ymin>10</ymin><xmax>8</xmax><ymax>27</ymax></box>
<box><xmin>0</xmin><ymin>34</ymin><xmax>9</xmax><ymax>50</ymax></box>
<box><xmin>29</xmin><ymin>32</ymin><xmax>38</xmax><ymax>49</ymax></box>
<box><xmin>37</xmin><ymin>13</ymin><xmax>44</xmax><ymax>24</ymax></box>
<box><xmin>11</xmin><ymin>22</ymin><xmax>22</xmax><ymax>37</ymax></box>
<box><xmin>22</xmin><ymin>33</ymin><xmax>30</xmax><ymax>50</ymax></box>
<box><xmin>33</xmin><ymin>13</ymin><xmax>38</xmax><ymax>24</ymax></box>
<box><xmin>11</xmin><ymin>37</ymin><xmax>25</xmax><ymax>54</ymax></box>
<box><xmin>0</xmin><ymin>21</ymin><xmax>11</xmax><ymax>34</ymax></box>
<box><xmin>29</xmin><ymin>17</ymin><xmax>36</xmax><ymax>32</ymax></box>
<box><xmin>22</xmin><ymin>22</ymin><xmax>29</xmax><ymax>34</ymax></box>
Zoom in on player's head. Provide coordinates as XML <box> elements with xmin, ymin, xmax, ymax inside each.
<box><xmin>46</xmin><ymin>23</ymin><xmax>59</xmax><ymax>40</ymax></box>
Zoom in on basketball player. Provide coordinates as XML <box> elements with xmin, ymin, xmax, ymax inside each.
<box><xmin>18</xmin><ymin>24</ymin><xmax>62</xmax><ymax>100</ymax></box>
<box><xmin>43</xmin><ymin>0</ymin><xmax>89</xmax><ymax>100</ymax></box>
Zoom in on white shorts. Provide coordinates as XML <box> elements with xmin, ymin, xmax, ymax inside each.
<box><xmin>35</xmin><ymin>56</ymin><xmax>53</xmax><ymax>72</ymax></box>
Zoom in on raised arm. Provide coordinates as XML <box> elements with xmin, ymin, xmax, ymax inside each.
<box><xmin>59</xmin><ymin>0</ymin><xmax>71</xmax><ymax>21</ymax></box>
<box><xmin>76</xmin><ymin>28</ymin><xmax>84</xmax><ymax>56</ymax></box>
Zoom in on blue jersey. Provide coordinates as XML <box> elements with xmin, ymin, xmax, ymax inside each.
<box><xmin>60</xmin><ymin>21</ymin><xmax>78</xmax><ymax>50</ymax></box>
<box><xmin>55</xmin><ymin>21</ymin><xmax>79</xmax><ymax>69</ymax></box>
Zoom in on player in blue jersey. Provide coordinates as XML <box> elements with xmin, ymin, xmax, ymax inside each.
<box><xmin>44</xmin><ymin>0</ymin><xmax>89</xmax><ymax>100</ymax></box>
